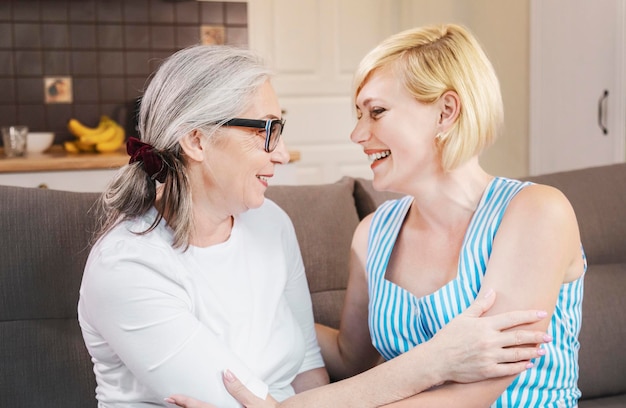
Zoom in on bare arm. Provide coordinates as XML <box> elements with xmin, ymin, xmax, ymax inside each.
<box><xmin>290</xmin><ymin>367</ymin><xmax>329</xmax><ymax>394</ymax></box>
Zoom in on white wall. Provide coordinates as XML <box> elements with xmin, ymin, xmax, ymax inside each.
<box><xmin>246</xmin><ymin>0</ymin><xmax>532</xmax><ymax>181</ymax></box>
<box><xmin>395</xmin><ymin>0</ymin><xmax>530</xmax><ymax>178</ymax></box>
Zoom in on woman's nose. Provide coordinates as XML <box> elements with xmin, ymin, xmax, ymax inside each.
<box><xmin>270</xmin><ymin>138</ymin><xmax>290</xmax><ymax>165</ymax></box>
<box><xmin>350</xmin><ymin>119</ymin><xmax>370</xmax><ymax>144</ymax></box>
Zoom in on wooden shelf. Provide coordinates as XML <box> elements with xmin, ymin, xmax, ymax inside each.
<box><xmin>0</xmin><ymin>145</ymin><xmax>127</xmax><ymax>174</ymax></box>
<box><xmin>0</xmin><ymin>145</ymin><xmax>301</xmax><ymax>174</ymax></box>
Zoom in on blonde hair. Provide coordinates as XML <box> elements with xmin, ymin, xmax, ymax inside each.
<box><xmin>353</xmin><ymin>23</ymin><xmax>503</xmax><ymax>171</ymax></box>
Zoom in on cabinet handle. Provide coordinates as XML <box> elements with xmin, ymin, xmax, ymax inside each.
<box><xmin>598</xmin><ymin>89</ymin><xmax>609</xmax><ymax>135</ymax></box>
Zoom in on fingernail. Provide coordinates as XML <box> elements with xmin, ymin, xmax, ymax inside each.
<box><xmin>483</xmin><ymin>288</ymin><xmax>494</xmax><ymax>299</ymax></box>
<box><xmin>223</xmin><ymin>369</ymin><xmax>235</xmax><ymax>383</ymax></box>
<box><xmin>543</xmin><ymin>334</ymin><xmax>553</xmax><ymax>342</ymax></box>
<box><xmin>537</xmin><ymin>310</ymin><xmax>548</xmax><ymax>318</ymax></box>
<box><xmin>164</xmin><ymin>397</ymin><xmax>175</xmax><ymax>403</ymax></box>
<box><xmin>537</xmin><ymin>348</ymin><xmax>547</xmax><ymax>356</ymax></box>
<box><xmin>526</xmin><ymin>362</ymin><xmax>534</xmax><ymax>369</ymax></box>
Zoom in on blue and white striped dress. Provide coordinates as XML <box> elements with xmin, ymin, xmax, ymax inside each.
<box><xmin>367</xmin><ymin>177</ymin><xmax>585</xmax><ymax>407</ymax></box>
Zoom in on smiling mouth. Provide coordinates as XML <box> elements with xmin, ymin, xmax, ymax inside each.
<box><xmin>368</xmin><ymin>150</ymin><xmax>391</xmax><ymax>163</ymax></box>
<box><xmin>257</xmin><ymin>175</ymin><xmax>269</xmax><ymax>182</ymax></box>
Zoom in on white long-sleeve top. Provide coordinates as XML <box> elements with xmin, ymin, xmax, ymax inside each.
<box><xmin>78</xmin><ymin>199</ymin><xmax>324</xmax><ymax>407</ymax></box>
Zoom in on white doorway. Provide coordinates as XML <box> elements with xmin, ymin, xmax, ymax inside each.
<box><xmin>247</xmin><ymin>0</ymin><xmax>398</xmax><ymax>184</ymax></box>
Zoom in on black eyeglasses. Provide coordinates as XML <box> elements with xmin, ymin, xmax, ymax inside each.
<box><xmin>221</xmin><ymin>118</ymin><xmax>285</xmax><ymax>153</ymax></box>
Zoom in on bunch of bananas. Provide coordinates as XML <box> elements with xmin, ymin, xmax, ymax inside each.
<box><xmin>64</xmin><ymin>115</ymin><xmax>126</xmax><ymax>153</ymax></box>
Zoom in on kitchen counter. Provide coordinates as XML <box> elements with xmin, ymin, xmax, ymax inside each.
<box><xmin>0</xmin><ymin>145</ymin><xmax>127</xmax><ymax>173</ymax></box>
<box><xmin>0</xmin><ymin>145</ymin><xmax>301</xmax><ymax>174</ymax></box>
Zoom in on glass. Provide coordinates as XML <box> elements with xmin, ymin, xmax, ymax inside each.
<box><xmin>2</xmin><ymin>126</ymin><xmax>28</xmax><ymax>158</ymax></box>
<box><xmin>221</xmin><ymin>118</ymin><xmax>285</xmax><ymax>152</ymax></box>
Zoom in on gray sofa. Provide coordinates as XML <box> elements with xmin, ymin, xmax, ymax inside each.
<box><xmin>1</xmin><ymin>163</ymin><xmax>625</xmax><ymax>407</ymax></box>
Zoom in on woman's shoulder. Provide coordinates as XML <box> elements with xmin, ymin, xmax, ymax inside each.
<box><xmin>494</xmin><ymin>180</ymin><xmax>581</xmax><ymax>259</ymax></box>
<box><xmin>513</xmin><ymin>186</ymin><xmax>577</xmax><ymax>229</ymax></box>
<box><xmin>83</xmin><ymin>230</ymin><xmax>184</xmax><ymax>301</ymax></box>
<box><xmin>87</xmin><ymin>214</ymin><xmax>180</xmax><ymax>280</ymax></box>
<box><xmin>484</xmin><ymin>176</ymin><xmax>576</xmax><ymax>226</ymax></box>
<box><xmin>97</xmin><ymin>212</ymin><xmax>174</xmax><ymax>252</ymax></box>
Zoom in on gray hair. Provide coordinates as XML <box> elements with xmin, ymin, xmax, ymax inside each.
<box><xmin>94</xmin><ymin>45</ymin><xmax>272</xmax><ymax>249</ymax></box>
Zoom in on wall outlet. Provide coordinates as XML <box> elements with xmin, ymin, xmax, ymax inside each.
<box><xmin>200</xmin><ymin>25</ymin><xmax>225</xmax><ymax>45</ymax></box>
<box><xmin>44</xmin><ymin>77</ymin><xmax>73</xmax><ymax>104</ymax></box>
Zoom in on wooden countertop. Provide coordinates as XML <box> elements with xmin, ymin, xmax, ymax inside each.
<box><xmin>0</xmin><ymin>145</ymin><xmax>301</xmax><ymax>174</ymax></box>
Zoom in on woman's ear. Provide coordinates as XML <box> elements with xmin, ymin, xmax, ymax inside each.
<box><xmin>178</xmin><ymin>129</ymin><xmax>205</xmax><ymax>162</ymax></box>
<box><xmin>438</xmin><ymin>90</ymin><xmax>461</xmax><ymax>130</ymax></box>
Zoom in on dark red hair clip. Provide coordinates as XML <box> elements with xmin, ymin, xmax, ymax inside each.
<box><xmin>126</xmin><ymin>137</ymin><xmax>167</xmax><ymax>183</ymax></box>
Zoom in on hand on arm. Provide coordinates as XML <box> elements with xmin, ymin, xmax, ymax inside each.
<box><xmin>291</xmin><ymin>368</ymin><xmax>329</xmax><ymax>394</ymax></box>
<box><xmin>167</xmin><ymin>288</ymin><xmax>551</xmax><ymax>408</ymax></box>
<box><xmin>316</xmin><ymin>214</ymin><xmax>551</xmax><ymax>387</ymax></box>
<box><xmin>380</xmin><ymin>185</ymin><xmax>584</xmax><ymax>407</ymax></box>
<box><xmin>166</xmin><ymin>370</ymin><xmax>279</xmax><ymax>408</ymax></box>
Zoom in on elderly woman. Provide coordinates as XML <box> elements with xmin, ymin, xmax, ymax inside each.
<box><xmin>78</xmin><ymin>45</ymin><xmax>552</xmax><ymax>408</ymax></box>
<box><xmin>78</xmin><ymin>46</ymin><xmax>326</xmax><ymax>407</ymax></box>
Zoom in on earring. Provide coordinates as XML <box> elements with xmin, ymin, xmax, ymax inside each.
<box><xmin>435</xmin><ymin>132</ymin><xmax>443</xmax><ymax>141</ymax></box>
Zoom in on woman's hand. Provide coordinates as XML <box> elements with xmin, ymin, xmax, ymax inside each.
<box><xmin>165</xmin><ymin>395</ymin><xmax>217</xmax><ymax>408</ymax></box>
<box><xmin>165</xmin><ymin>291</ymin><xmax>552</xmax><ymax>408</ymax></box>
<box><xmin>166</xmin><ymin>370</ymin><xmax>279</xmax><ymax>408</ymax></box>
<box><xmin>429</xmin><ymin>288</ymin><xmax>551</xmax><ymax>384</ymax></box>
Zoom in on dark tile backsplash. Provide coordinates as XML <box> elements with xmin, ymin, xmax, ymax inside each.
<box><xmin>0</xmin><ymin>0</ymin><xmax>248</xmax><ymax>146</ymax></box>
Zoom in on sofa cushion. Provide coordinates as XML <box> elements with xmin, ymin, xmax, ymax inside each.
<box><xmin>577</xmin><ymin>263</ymin><xmax>626</xmax><ymax>400</ymax></box>
<box><xmin>0</xmin><ymin>320</ymin><xmax>97</xmax><ymax>407</ymax></box>
<box><xmin>0</xmin><ymin>185</ymin><xmax>99</xmax><ymax>406</ymax></box>
<box><xmin>579</xmin><ymin>394</ymin><xmax>626</xmax><ymax>408</ymax></box>
<box><xmin>0</xmin><ymin>186</ymin><xmax>99</xmax><ymax>320</ymax></box>
<box><xmin>266</xmin><ymin>177</ymin><xmax>360</xmax><ymax>329</ymax></box>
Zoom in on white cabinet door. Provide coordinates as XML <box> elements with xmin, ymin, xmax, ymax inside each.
<box><xmin>248</xmin><ymin>0</ymin><xmax>396</xmax><ymax>184</ymax></box>
<box><xmin>530</xmin><ymin>0</ymin><xmax>626</xmax><ymax>175</ymax></box>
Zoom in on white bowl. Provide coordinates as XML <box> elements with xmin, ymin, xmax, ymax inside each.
<box><xmin>27</xmin><ymin>132</ymin><xmax>55</xmax><ymax>154</ymax></box>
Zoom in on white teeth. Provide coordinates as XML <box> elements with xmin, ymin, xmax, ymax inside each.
<box><xmin>367</xmin><ymin>150</ymin><xmax>391</xmax><ymax>163</ymax></box>
<box><xmin>257</xmin><ymin>175</ymin><xmax>268</xmax><ymax>182</ymax></box>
